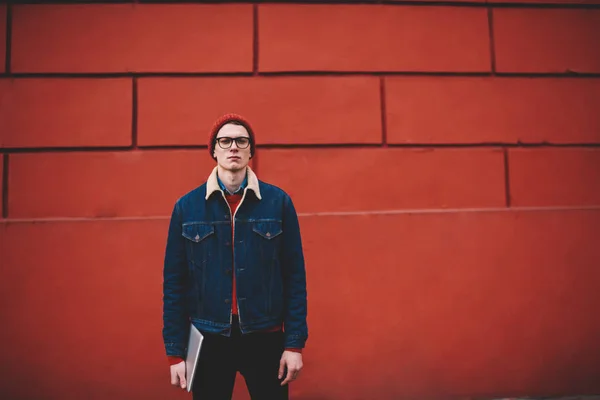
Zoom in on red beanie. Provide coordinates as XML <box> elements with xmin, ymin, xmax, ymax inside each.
<box><xmin>208</xmin><ymin>113</ymin><xmax>256</xmax><ymax>159</ymax></box>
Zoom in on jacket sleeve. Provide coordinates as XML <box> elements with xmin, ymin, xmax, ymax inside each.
<box><xmin>281</xmin><ymin>194</ymin><xmax>309</xmax><ymax>349</ymax></box>
<box><xmin>162</xmin><ymin>200</ymin><xmax>189</xmax><ymax>358</ymax></box>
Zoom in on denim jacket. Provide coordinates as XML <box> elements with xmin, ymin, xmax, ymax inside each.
<box><xmin>162</xmin><ymin>166</ymin><xmax>308</xmax><ymax>358</ymax></box>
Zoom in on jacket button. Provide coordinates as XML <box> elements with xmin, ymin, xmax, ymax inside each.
<box><xmin>224</xmin><ymin>299</ymin><xmax>231</xmax><ymax>304</ymax></box>
<box><xmin>226</xmin><ymin>270</ymin><xmax>232</xmax><ymax>276</ymax></box>
<box><xmin>266</xmin><ymin>232</ymin><xmax>271</xmax><ymax>237</ymax></box>
<box><xmin>225</xmin><ymin>241</ymin><xmax>230</xmax><ymax>246</ymax></box>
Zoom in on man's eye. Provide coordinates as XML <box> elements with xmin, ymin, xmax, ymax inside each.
<box><xmin>220</xmin><ymin>138</ymin><xmax>232</xmax><ymax>145</ymax></box>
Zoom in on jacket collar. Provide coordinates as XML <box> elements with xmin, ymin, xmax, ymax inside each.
<box><xmin>205</xmin><ymin>166</ymin><xmax>262</xmax><ymax>200</ymax></box>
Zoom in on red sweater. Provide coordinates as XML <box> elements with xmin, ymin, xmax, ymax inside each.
<box><xmin>168</xmin><ymin>191</ymin><xmax>301</xmax><ymax>365</ymax></box>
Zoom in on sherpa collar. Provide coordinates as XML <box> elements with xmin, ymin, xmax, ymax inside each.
<box><xmin>205</xmin><ymin>166</ymin><xmax>262</xmax><ymax>200</ymax></box>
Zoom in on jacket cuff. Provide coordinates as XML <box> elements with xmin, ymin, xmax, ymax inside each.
<box><xmin>165</xmin><ymin>342</ymin><xmax>186</xmax><ymax>358</ymax></box>
<box><xmin>283</xmin><ymin>334</ymin><xmax>307</xmax><ymax>350</ymax></box>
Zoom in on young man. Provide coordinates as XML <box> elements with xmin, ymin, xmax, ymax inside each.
<box><xmin>162</xmin><ymin>114</ymin><xmax>308</xmax><ymax>400</ymax></box>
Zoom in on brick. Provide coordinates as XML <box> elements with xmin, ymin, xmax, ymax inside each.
<box><xmin>11</xmin><ymin>4</ymin><xmax>253</xmax><ymax>73</ymax></box>
<box><xmin>0</xmin><ymin>5</ymin><xmax>5</xmax><ymax>73</ymax></box>
<box><xmin>259</xmin><ymin>5</ymin><xmax>490</xmax><ymax>72</ymax></box>
<box><xmin>298</xmin><ymin>209</ymin><xmax>600</xmax><ymax>397</ymax></box>
<box><xmin>0</xmin><ymin>219</ymin><xmax>177</xmax><ymax>399</ymax></box>
<box><xmin>0</xmin><ymin>78</ymin><xmax>132</xmax><ymax>148</ymax></box>
<box><xmin>509</xmin><ymin>148</ymin><xmax>600</xmax><ymax>207</ymax></box>
<box><xmin>138</xmin><ymin>77</ymin><xmax>381</xmax><ymax>146</ymax></box>
<box><xmin>492</xmin><ymin>0</ymin><xmax>600</xmax><ymax>3</ymax></box>
<box><xmin>391</xmin><ymin>0</ymin><xmax>484</xmax><ymax>2</ymax></box>
<box><xmin>385</xmin><ymin>76</ymin><xmax>600</xmax><ymax>144</ymax></box>
<box><xmin>0</xmin><ymin>155</ymin><xmax>3</xmax><ymax>217</ymax></box>
<box><xmin>8</xmin><ymin>150</ymin><xmax>216</xmax><ymax>218</ymax></box>
<box><xmin>494</xmin><ymin>9</ymin><xmax>600</xmax><ymax>73</ymax></box>
<box><xmin>259</xmin><ymin>148</ymin><xmax>506</xmax><ymax>213</ymax></box>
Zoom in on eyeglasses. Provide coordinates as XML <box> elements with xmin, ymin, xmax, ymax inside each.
<box><xmin>216</xmin><ymin>136</ymin><xmax>251</xmax><ymax>149</ymax></box>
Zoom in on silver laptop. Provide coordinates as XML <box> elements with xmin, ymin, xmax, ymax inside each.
<box><xmin>185</xmin><ymin>324</ymin><xmax>204</xmax><ymax>393</ymax></box>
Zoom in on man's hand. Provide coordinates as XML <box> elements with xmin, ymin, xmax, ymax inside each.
<box><xmin>170</xmin><ymin>361</ymin><xmax>187</xmax><ymax>390</ymax></box>
<box><xmin>278</xmin><ymin>350</ymin><xmax>303</xmax><ymax>386</ymax></box>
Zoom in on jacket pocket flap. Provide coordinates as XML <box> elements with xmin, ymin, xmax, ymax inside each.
<box><xmin>182</xmin><ymin>223</ymin><xmax>215</xmax><ymax>243</ymax></box>
<box><xmin>252</xmin><ymin>221</ymin><xmax>283</xmax><ymax>240</ymax></box>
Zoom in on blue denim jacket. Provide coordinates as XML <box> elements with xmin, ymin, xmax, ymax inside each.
<box><xmin>163</xmin><ymin>166</ymin><xmax>308</xmax><ymax>357</ymax></box>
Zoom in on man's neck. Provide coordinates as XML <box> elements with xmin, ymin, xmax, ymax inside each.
<box><xmin>217</xmin><ymin>166</ymin><xmax>247</xmax><ymax>194</ymax></box>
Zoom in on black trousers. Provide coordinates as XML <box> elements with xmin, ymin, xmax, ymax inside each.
<box><xmin>192</xmin><ymin>316</ymin><xmax>289</xmax><ymax>400</ymax></box>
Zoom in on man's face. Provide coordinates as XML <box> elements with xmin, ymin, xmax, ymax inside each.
<box><xmin>213</xmin><ymin>123</ymin><xmax>252</xmax><ymax>172</ymax></box>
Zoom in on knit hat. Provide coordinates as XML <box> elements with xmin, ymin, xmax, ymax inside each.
<box><xmin>208</xmin><ymin>113</ymin><xmax>256</xmax><ymax>160</ymax></box>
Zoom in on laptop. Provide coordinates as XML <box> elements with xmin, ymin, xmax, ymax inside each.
<box><xmin>185</xmin><ymin>324</ymin><xmax>204</xmax><ymax>393</ymax></box>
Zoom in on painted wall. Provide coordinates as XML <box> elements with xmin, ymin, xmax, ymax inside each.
<box><xmin>1</xmin><ymin>1</ymin><xmax>599</xmax><ymax>399</ymax></box>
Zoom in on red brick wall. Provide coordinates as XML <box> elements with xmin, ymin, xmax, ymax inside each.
<box><xmin>1</xmin><ymin>2</ymin><xmax>599</xmax><ymax>399</ymax></box>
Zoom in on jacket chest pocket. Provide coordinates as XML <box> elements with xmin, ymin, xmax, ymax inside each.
<box><xmin>252</xmin><ymin>220</ymin><xmax>283</xmax><ymax>261</ymax></box>
<box><xmin>182</xmin><ymin>223</ymin><xmax>215</xmax><ymax>267</ymax></box>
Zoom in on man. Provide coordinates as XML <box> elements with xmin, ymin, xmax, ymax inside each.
<box><xmin>162</xmin><ymin>113</ymin><xmax>308</xmax><ymax>400</ymax></box>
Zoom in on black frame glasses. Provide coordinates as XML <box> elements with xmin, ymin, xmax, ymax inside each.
<box><xmin>216</xmin><ymin>136</ymin><xmax>251</xmax><ymax>149</ymax></box>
